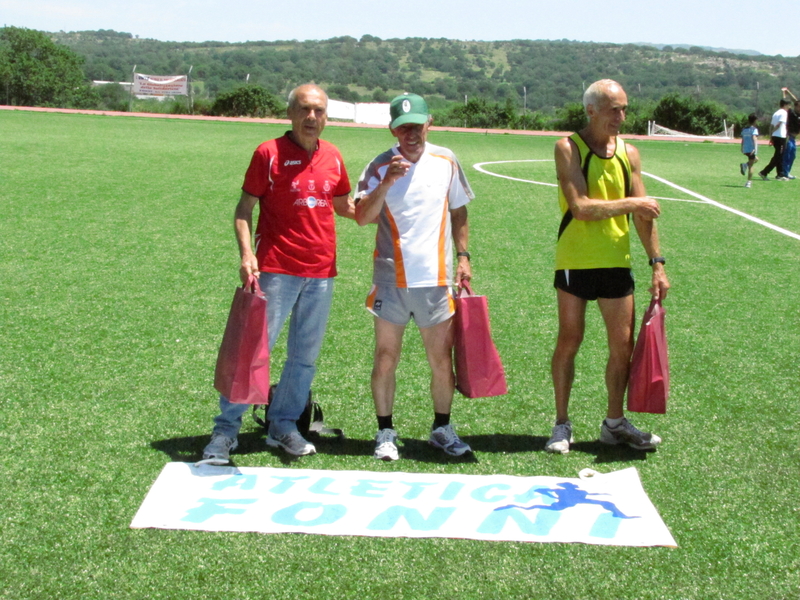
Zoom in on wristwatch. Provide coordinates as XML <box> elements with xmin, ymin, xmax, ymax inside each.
<box><xmin>457</xmin><ymin>251</ymin><xmax>471</xmax><ymax>261</ymax></box>
<box><xmin>648</xmin><ymin>256</ymin><xmax>666</xmax><ymax>266</ymax></box>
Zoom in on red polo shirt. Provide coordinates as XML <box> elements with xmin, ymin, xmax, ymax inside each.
<box><xmin>243</xmin><ymin>133</ymin><xmax>351</xmax><ymax>278</ymax></box>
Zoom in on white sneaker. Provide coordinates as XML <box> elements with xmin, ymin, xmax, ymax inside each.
<box><xmin>744</xmin><ymin>181</ymin><xmax>752</xmax><ymax>188</ymax></box>
<box><xmin>429</xmin><ymin>424</ymin><xmax>472</xmax><ymax>456</ymax></box>
<box><xmin>266</xmin><ymin>430</ymin><xmax>316</xmax><ymax>456</ymax></box>
<box><xmin>198</xmin><ymin>433</ymin><xmax>238</xmax><ymax>465</ymax></box>
<box><xmin>600</xmin><ymin>418</ymin><xmax>661</xmax><ymax>450</ymax></box>
<box><xmin>374</xmin><ymin>428</ymin><xmax>399</xmax><ymax>461</ymax></box>
<box><xmin>545</xmin><ymin>421</ymin><xmax>573</xmax><ymax>454</ymax></box>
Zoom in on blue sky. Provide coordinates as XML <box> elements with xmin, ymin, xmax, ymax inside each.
<box><xmin>3</xmin><ymin>0</ymin><xmax>799</xmax><ymax>57</ymax></box>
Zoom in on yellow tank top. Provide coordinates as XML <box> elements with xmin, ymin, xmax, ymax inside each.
<box><xmin>555</xmin><ymin>133</ymin><xmax>632</xmax><ymax>270</ymax></box>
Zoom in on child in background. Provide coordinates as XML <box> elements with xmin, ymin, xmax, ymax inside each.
<box><xmin>740</xmin><ymin>114</ymin><xmax>759</xmax><ymax>188</ymax></box>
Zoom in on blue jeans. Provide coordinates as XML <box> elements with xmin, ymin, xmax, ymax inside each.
<box><xmin>782</xmin><ymin>135</ymin><xmax>796</xmax><ymax>176</ymax></box>
<box><xmin>212</xmin><ymin>273</ymin><xmax>334</xmax><ymax>438</ymax></box>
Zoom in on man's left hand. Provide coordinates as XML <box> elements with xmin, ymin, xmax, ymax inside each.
<box><xmin>650</xmin><ymin>265</ymin><xmax>670</xmax><ymax>301</ymax></box>
<box><xmin>456</xmin><ymin>256</ymin><xmax>472</xmax><ymax>285</ymax></box>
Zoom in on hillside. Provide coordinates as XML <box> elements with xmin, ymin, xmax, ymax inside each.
<box><xmin>52</xmin><ymin>31</ymin><xmax>800</xmax><ymax>116</ymax></box>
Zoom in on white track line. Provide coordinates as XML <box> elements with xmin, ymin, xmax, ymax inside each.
<box><xmin>473</xmin><ymin>160</ymin><xmax>799</xmax><ymax>241</ymax></box>
<box><xmin>643</xmin><ymin>172</ymin><xmax>800</xmax><ymax>241</ymax></box>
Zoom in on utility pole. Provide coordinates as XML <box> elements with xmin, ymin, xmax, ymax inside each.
<box><xmin>188</xmin><ymin>65</ymin><xmax>194</xmax><ymax>114</ymax></box>
<box><xmin>523</xmin><ymin>86</ymin><xmax>527</xmax><ymax>130</ymax></box>
<box><xmin>129</xmin><ymin>64</ymin><xmax>136</xmax><ymax>112</ymax></box>
<box><xmin>755</xmin><ymin>81</ymin><xmax>760</xmax><ymax>114</ymax></box>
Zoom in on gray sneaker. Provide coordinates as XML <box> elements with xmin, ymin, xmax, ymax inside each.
<box><xmin>545</xmin><ymin>421</ymin><xmax>573</xmax><ymax>454</ymax></box>
<box><xmin>429</xmin><ymin>424</ymin><xmax>472</xmax><ymax>456</ymax></box>
<box><xmin>266</xmin><ymin>430</ymin><xmax>316</xmax><ymax>456</ymax></box>
<box><xmin>600</xmin><ymin>418</ymin><xmax>661</xmax><ymax>450</ymax></box>
<box><xmin>198</xmin><ymin>433</ymin><xmax>238</xmax><ymax>465</ymax></box>
<box><xmin>374</xmin><ymin>428</ymin><xmax>399</xmax><ymax>461</ymax></box>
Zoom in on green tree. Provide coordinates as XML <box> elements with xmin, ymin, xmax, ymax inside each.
<box><xmin>552</xmin><ymin>102</ymin><xmax>587</xmax><ymax>132</ymax></box>
<box><xmin>439</xmin><ymin>98</ymin><xmax>520</xmax><ymax>129</ymax></box>
<box><xmin>0</xmin><ymin>26</ymin><xmax>96</xmax><ymax>107</ymax></box>
<box><xmin>94</xmin><ymin>82</ymin><xmax>129</xmax><ymax>112</ymax></box>
<box><xmin>211</xmin><ymin>85</ymin><xmax>283</xmax><ymax>117</ymax></box>
<box><xmin>652</xmin><ymin>93</ymin><xmax>729</xmax><ymax>135</ymax></box>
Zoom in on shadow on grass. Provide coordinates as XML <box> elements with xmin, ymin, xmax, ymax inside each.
<box><xmin>151</xmin><ymin>432</ymin><xmax>653</xmax><ymax>466</ymax></box>
<box><xmin>150</xmin><ymin>431</ymin><xmax>267</xmax><ymax>463</ymax></box>
<box><xmin>569</xmin><ymin>440</ymin><xmax>656</xmax><ymax>463</ymax></box>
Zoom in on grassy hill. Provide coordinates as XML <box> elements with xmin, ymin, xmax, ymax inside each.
<box><xmin>53</xmin><ymin>30</ymin><xmax>800</xmax><ymax>116</ymax></box>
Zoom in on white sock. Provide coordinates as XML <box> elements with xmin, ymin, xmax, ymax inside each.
<box><xmin>605</xmin><ymin>417</ymin><xmax>625</xmax><ymax>428</ymax></box>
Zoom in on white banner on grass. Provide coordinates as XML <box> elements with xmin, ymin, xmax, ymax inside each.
<box><xmin>131</xmin><ymin>464</ymin><xmax>676</xmax><ymax>547</ymax></box>
<box><xmin>133</xmin><ymin>73</ymin><xmax>188</xmax><ymax>96</ymax></box>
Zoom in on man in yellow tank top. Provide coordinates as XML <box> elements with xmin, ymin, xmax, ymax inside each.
<box><xmin>546</xmin><ymin>79</ymin><xmax>670</xmax><ymax>454</ymax></box>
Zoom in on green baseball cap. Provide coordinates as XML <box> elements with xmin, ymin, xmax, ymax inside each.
<box><xmin>389</xmin><ymin>93</ymin><xmax>429</xmax><ymax>129</ymax></box>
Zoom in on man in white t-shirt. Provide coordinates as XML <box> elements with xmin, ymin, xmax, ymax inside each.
<box><xmin>355</xmin><ymin>93</ymin><xmax>474</xmax><ymax>461</ymax></box>
<box><xmin>759</xmin><ymin>99</ymin><xmax>791</xmax><ymax>181</ymax></box>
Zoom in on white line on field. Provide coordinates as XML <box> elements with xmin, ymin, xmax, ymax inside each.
<box><xmin>642</xmin><ymin>172</ymin><xmax>800</xmax><ymax>241</ymax></box>
<box><xmin>473</xmin><ymin>160</ymin><xmax>557</xmax><ymax>187</ymax></box>
<box><xmin>473</xmin><ymin>160</ymin><xmax>800</xmax><ymax>241</ymax></box>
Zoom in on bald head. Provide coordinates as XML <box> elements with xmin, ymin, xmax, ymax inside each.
<box><xmin>288</xmin><ymin>84</ymin><xmax>328</xmax><ymax>112</ymax></box>
<box><xmin>583</xmin><ymin>79</ymin><xmax>625</xmax><ymax>113</ymax></box>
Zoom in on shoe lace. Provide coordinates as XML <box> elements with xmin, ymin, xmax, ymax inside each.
<box><xmin>434</xmin><ymin>424</ymin><xmax>457</xmax><ymax>444</ymax></box>
<box><xmin>210</xmin><ymin>434</ymin><xmax>235</xmax><ymax>450</ymax></box>
<box><xmin>376</xmin><ymin>429</ymin><xmax>395</xmax><ymax>445</ymax></box>
<box><xmin>552</xmin><ymin>422</ymin><xmax>571</xmax><ymax>441</ymax></box>
<box><xmin>616</xmin><ymin>419</ymin><xmax>646</xmax><ymax>438</ymax></box>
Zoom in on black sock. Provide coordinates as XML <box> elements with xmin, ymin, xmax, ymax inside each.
<box><xmin>377</xmin><ymin>415</ymin><xmax>393</xmax><ymax>431</ymax></box>
<box><xmin>433</xmin><ymin>413</ymin><xmax>450</xmax><ymax>429</ymax></box>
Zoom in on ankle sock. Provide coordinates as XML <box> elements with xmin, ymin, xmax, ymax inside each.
<box><xmin>433</xmin><ymin>413</ymin><xmax>450</xmax><ymax>429</ymax></box>
<box><xmin>377</xmin><ymin>415</ymin><xmax>393</xmax><ymax>431</ymax></box>
<box><xmin>605</xmin><ymin>417</ymin><xmax>625</xmax><ymax>428</ymax></box>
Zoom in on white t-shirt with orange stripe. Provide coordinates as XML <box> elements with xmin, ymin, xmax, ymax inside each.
<box><xmin>356</xmin><ymin>142</ymin><xmax>474</xmax><ymax>288</ymax></box>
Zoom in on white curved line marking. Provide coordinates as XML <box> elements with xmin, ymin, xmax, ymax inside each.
<box><xmin>473</xmin><ymin>160</ymin><xmax>557</xmax><ymax>187</ymax></box>
<box><xmin>474</xmin><ymin>160</ymin><xmax>799</xmax><ymax>241</ymax></box>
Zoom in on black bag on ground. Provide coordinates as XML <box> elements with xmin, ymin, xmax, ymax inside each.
<box><xmin>252</xmin><ymin>385</ymin><xmax>343</xmax><ymax>438</ymax></box>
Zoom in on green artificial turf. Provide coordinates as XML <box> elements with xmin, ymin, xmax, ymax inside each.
<box><xmin>0</xmin><ymin>110</ymin><xmax>798</xmax><ymax>599</ymax></box>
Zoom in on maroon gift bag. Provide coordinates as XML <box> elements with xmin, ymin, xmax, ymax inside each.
<box><xmin>627</xmin><ymin>298</ymin><xmax>669</xmax><ymax>414</ymax></box>
<box><xmin>453</xmin><ymin>282</ymin><xmax>508</xmax><ymax>398</ymax></box>
<box><xmin>214</xmin><ymin>275</ymin><xmax>270</xmax><ymax>404</ymax></box>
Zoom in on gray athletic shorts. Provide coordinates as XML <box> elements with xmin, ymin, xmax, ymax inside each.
<box><xmin>365</xmin><ymin>284</ymin><xmax>455</xmax><ymax>328</ymax></box>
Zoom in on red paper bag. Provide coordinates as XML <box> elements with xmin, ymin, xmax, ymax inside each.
<box><xmin>453</xmin><ymin>282</ymin><xmax>508</xmax><ymax>398</ymax></box>
<box><xmin>214</xmin><ymin>275</ymin><xmax>270</xmax><ymax>404</ymax></box>
<box><xmin>627</xmin><ymin>298</ymin><xmax>669</xmax><ymax>414</ymax></box>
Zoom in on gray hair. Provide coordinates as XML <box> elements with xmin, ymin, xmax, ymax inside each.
<box><xmin>583</xmin><ymin>79</ymin><xmax>623</xmax><ymax>112</ymax></box>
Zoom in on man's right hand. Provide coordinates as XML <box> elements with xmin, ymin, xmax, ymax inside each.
<box><xmin>383</xmin><ymin>154</ymin><xmax>411</xmax><ymax>186</ymax></box>
<box><xmin>633</xmin><ymin>197</ymin><xmax>661</xmax><ymax>220</ymax></box>
<box><xmin>239</xmin><ymin>253</ymin><xmax>259</xmax><ymax>284</ymax></box>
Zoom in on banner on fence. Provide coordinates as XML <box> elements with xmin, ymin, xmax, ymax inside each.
<box><xmin>131</xmin><ymin>463</ymin><xmax>676</xmax><ymax>547</ymax></box>
<box><xmin>133</xmin><ymin>74</ymin><xmax>188</xmax><ymax>97</ymax></box>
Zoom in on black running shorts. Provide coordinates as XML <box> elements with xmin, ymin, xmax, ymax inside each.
<box><xmin>554</xmin><ymin>268</ymin><xmax>634</xmax><ymax>301</ymax></box>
